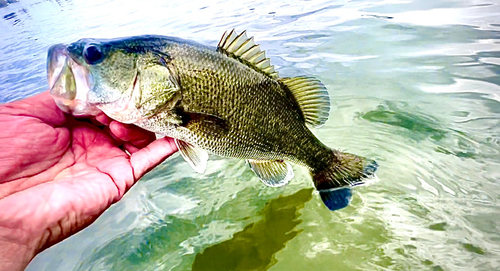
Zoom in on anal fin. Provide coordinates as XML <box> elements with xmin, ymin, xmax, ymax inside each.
<box><xmin>175</xmin><ymin>139</ymin><xmax>209</xmax><ymax>173</ymax></box>
<box><xmin>247</xmin><ymin>159</ymin><xmax>294</xmax><ymax>187</ymax></box>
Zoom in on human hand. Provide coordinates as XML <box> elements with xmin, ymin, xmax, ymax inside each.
<box><xmin>0</xmin><ymin>91</ymin><xmax>178</xmax><ymax>271</ymax></box>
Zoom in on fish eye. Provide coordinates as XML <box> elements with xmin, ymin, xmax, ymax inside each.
<box><xmin>83</xmin><ymin>44</ymin><xmax>104</xmax><ymax>65</ymax></box>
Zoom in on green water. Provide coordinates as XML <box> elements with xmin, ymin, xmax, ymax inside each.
<box><xmin>1</xmin><ymin>0</ymin><xmax>499</xmax><ymax>270</ymax></box>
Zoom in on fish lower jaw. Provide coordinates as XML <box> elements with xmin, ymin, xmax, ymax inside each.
<box><xmin>54</xmin><ymin>98</ymin><xmax>101</xmax><ymax>116</ymax></box>
<box><xmin>96</xmin><ymin>102</ymin><xmax>142</xmax><ymax>124</ymax></box>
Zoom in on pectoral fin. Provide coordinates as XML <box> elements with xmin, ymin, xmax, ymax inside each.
<box><xmin>247</xmin><ymin>159</ymin><xmax>294</xmax><ymax>187</ymax></box>
<box><xmin>175</xmin><ymin>139</ymin><xmax>209</xmax><ymax>173</ymax></box>
<box><xmin>183</xmin><ymin>112</ymin><xmax>229</xmax><ymax>136</ymax></box>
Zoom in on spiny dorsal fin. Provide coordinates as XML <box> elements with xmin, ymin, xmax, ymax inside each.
<box><xmin>279</xmin><ymin>77</ymin><xmax>331</xmax><ymax>127</ymax></box>
<box><xmin>217</xmin><ymin>29</ymin><xmax>279</xmax><ymax>79</ymax></box>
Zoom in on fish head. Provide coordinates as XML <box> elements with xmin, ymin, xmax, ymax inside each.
<box><xmin>47</xmin><ymin>38</ymin><xmax>144</xmax><ymax>121</ymax></box>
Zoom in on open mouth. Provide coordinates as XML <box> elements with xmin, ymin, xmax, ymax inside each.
<box><xmin>47</xmin><ymin>44</ymin><xmax>101</xmax><ymax>116</ymax></box>
<box><xmin>47</xmin><ymin>44</ymin><xmax>142</xmax><ymax>123</ymax></box>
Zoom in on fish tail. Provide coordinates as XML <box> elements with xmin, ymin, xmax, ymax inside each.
<box><xmin>311</xmin><ymin>151</ymin><xmax>378</xmax><ymax>211</ymax></box>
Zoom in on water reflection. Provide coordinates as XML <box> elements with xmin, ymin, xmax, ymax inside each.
<box><xmin>75</xmin><ymin>215</ymin><xmax>201</xmax><ymax>271</ymax></box>
<box><xmin>192</xmin><ymin>189</ymin><xmax>313</xmax><ymax>271</ymax></box>
<box><xmin>3</xmin><ymin>9</ymin><xmax>23</xmax><ymax>25</ymax></box>
<box><xmin>0</xmin><ymin>0</ymin><xmax>73</xmax><ymax>8</ymax></box>
<box><xmin>73</xmin><ymin>188</ymin><xmax>313</xmax><ymax>271</ymax></box>
<box><xmin>0</xmin><ymin>0</ymin><xmax>18</xmax><ymax>9</ymax></box>
<box><xmin>3</xmin><ymin>11</ymin><xmax>15</xmax><ymax>19</ymax></box>
<box><xmin>1</xmin><ymin>0</ymin><xmax>73</xmax><ymax>26</ymax></box>
<box><xmin>0</xmin><ymin>0</ymin><xmax>497</xmax><ymax>270</ymax></box>
<box><xmin>359</xmin><ymin>101</ymin><xmax>448</xmax><ymax>142</ymax></box>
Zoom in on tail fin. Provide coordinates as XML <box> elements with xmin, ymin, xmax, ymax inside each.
<box><xmin>311</xmin><ymin>151</ymin><xmax>378</xmax><ymax>211</ymax></box>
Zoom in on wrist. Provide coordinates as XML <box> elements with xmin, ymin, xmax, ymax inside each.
<box><xmin>0</xmin><ymin>193</ymin><xmax>45</xmax><ymax>271</ymax></box>
<box><xmin>0</xmin><ymin>227</ymin><xmax>38</xmax><ymax>271</ymax></box>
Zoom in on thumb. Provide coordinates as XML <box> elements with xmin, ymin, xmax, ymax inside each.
<box><xmin>129</xmin><ymin>137</ymin><xmax>178</xmax><ymax>180</ymax></box>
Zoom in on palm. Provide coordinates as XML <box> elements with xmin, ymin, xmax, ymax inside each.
<box><xmin>0</xmin><ymin>91</ymin><xmax>177</xmax><ymax>269</ymax></box>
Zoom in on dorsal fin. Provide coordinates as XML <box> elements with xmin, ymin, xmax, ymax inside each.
<box><xmin>279</xmin><ymin>77</ymin><xmax>331</xmax><ymax>127</ymax></box>
<box><xmin>217</xmin><ymin>29</ymin><xmax>279</xmax><ymax>79</ymax></box>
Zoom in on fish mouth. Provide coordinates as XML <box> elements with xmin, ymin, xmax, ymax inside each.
<box><xmin>47</xmin><ymin>44</ymin><xmax>101</xmax><ymax>116</ymax></box>
<box><xmin>48</xmin><ymin>44</ymin><xmax>142</xmax><ymax>122</ymax></box>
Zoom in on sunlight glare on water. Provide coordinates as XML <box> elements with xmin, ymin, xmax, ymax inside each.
<box><xmin>0</xmin><ymin>0</ymin><xmax>499</xmax><ymax>270</ymax></box>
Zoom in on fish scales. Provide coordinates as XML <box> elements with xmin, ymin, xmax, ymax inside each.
<box><xmin>140</xmin><ymin>41</ymin><xmax>329</xmax><ymax>166</ymax></box>
<box><xmin>47</xmin><ymin>30</ymin><xmax>378</xmax><ymax>211</ymax></box>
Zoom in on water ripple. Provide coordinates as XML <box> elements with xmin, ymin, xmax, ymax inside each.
<box><xmin>4</xmin><ymin>0</ymin><xmax>499</xmax><ymax>270</ymax></box>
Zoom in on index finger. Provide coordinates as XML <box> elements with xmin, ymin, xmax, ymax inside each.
<box><xmin>109</xmin><ymin>121</ymin><xmax>156</xmax><ymax>149</ymax></box>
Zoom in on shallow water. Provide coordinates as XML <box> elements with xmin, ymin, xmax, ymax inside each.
<box><xmin>1</xmin><ymin>0</ymin><xmax>500</xmax><ymax>270</ymax></box>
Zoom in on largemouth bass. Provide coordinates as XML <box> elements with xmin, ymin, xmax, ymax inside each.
<box><xmin>47</xmin><ymin>30</ymin><xmax>377</xmax><ymax>211</ymax></box>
